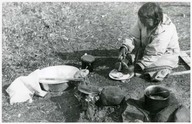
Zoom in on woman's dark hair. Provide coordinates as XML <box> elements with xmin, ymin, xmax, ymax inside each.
<box><xmin>138</xmin><ymin>2</ymin><xmax>163</xmax><ymax>27</ymax></box>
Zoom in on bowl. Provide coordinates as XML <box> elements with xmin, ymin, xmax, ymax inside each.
<box><xmin>40</xmin><ymin>83</ymin><xmax>69</xmax><ymax>92</ymax></box>
<box><xmin>39</xmin><ymin>65</ymin><xmax>80</xmax><ymax>92</ymax></box>
<box><xmin>144</xmin><ymin>85</ymin><xmax>170</xmax><ymax>112</ymax></box>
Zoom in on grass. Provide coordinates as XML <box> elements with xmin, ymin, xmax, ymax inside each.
<box><xmin>2</xmin><ymin>2</ymin><xmax>190</xmax><ymax>122</ymax></box>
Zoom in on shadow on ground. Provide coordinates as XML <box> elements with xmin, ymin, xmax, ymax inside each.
<box><xmin>2</xmin><ymin>85</ymin><xmax>10</xmax><ymax>103</ymax></box>
<box><xmin>50</xmin><ymin>88</ymin><xmax>82</xmax><ymax>122</ymax></box>
<box><xmin>2</xmin><ymin>85</ymin><xmax>9</xmax><ymax>95</ymax></box>
<box><xmin>55</xmin><ymin>49</ymin><xmax>119</xmax><ymax>79</ymax></box>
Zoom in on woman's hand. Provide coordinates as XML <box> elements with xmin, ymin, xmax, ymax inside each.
<box><xmin>118</xmin><ymin>47</ymin><xmax>127</xmax><ymax>60</ymax></box>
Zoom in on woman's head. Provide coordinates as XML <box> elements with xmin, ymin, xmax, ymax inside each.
<box><xmin>138</xmin><ymin>2</ymin><xmax>163</xmax><ymax>29</ymax></box>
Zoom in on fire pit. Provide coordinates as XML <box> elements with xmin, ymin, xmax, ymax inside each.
<box><xmin>74</xmin><ymin>84</ymin><xmax>127</xmax><ymax>122</ymax></box>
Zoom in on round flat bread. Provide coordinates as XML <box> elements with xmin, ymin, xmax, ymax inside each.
<box><xmin>109</xmin><ymin>69</ymin><xmax>134</xmax><ymax>80</ymax></box>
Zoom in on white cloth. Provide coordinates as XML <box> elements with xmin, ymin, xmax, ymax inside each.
<box><xmin>6</xmin><ymin>69</ymin><xmax>47</xmax><ymax>105</ymax></box>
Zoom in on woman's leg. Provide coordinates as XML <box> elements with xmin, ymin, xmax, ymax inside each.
<box><xmin>143</xmin><ymin>54</ymin><xmax>179</xmax><ymax>81</ymax></box>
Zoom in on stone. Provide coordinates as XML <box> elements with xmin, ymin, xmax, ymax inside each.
<box><xmin>100</xmin><ymin>86</ymin><xmax>126</xmax><ymax>106</ymax></box>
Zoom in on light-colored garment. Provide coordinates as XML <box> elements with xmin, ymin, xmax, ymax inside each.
<box><xmin>148</xmin><ymin>69</ymin><xmax>172</xmax><ymax>82</ymax></box>
<box><xmin>5</xmin><ymin>66</ymin><xmax>89</xmax><ymax>105</ymax></box>
<box><xmin>6</xmin><ymin>69</ymin><xmax>47</xmax><ymax>105</ymax></box>
<box><xmin>122</xmin><ymin>14</ymin><xmax>180</xmax><ymax>69</ymax></box>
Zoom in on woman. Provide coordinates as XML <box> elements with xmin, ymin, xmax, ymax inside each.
<box><xmin>118</xmin><ymin>2</ymin><xmax>180</xmax><ymax>81</ymax></box>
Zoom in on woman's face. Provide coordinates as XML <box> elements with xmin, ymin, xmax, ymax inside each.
<box><xmin>140</xmin><ymin>16</ymin><xmax>155</xmax><ymax>29</ymax></box>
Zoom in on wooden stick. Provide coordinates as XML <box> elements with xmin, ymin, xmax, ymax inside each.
<box><xmin>183</xmin><ymin>50</ymin><xmax>190</xmax><ymax>53</ymax></box>
<box><xmin>134</xmin><ymin>70</ymin><xmax>190</xmax><ymax>77</ymax></box>
<box><xmin>94</xmin><ymin>56</ymin><xmax>117</xmax><ymax>59</ymax></box>
<box><xmin>39</xmin><ymin>77</ymin><xmax>84</xmax><ymax>82</ymax></box>
<box><xmin>170</xmin><ymin>70</ymin><xmax>191</xmax><ymax>76</ymax></box>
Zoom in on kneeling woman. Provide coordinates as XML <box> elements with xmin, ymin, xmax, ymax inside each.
<box><xmin>118</xmin><ymin>2</ymin><xmax>180</xmax><ymax>81</ymax></box>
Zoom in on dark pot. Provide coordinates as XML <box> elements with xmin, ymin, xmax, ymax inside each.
<box><xmin>81</xmin><ymin>54</ymin><xmax>95</xmax><ymax>72</ymax></box>
<box><xmin>144</xmin><ymin>85</ymin><xmax>170</xmax><ymax>113</ymax></box>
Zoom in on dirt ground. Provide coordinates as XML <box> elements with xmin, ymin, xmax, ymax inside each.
<box><xmin>2</xmin><ymin>2</ymin><xmax>190</xmax><ymax>122</ymax></box>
